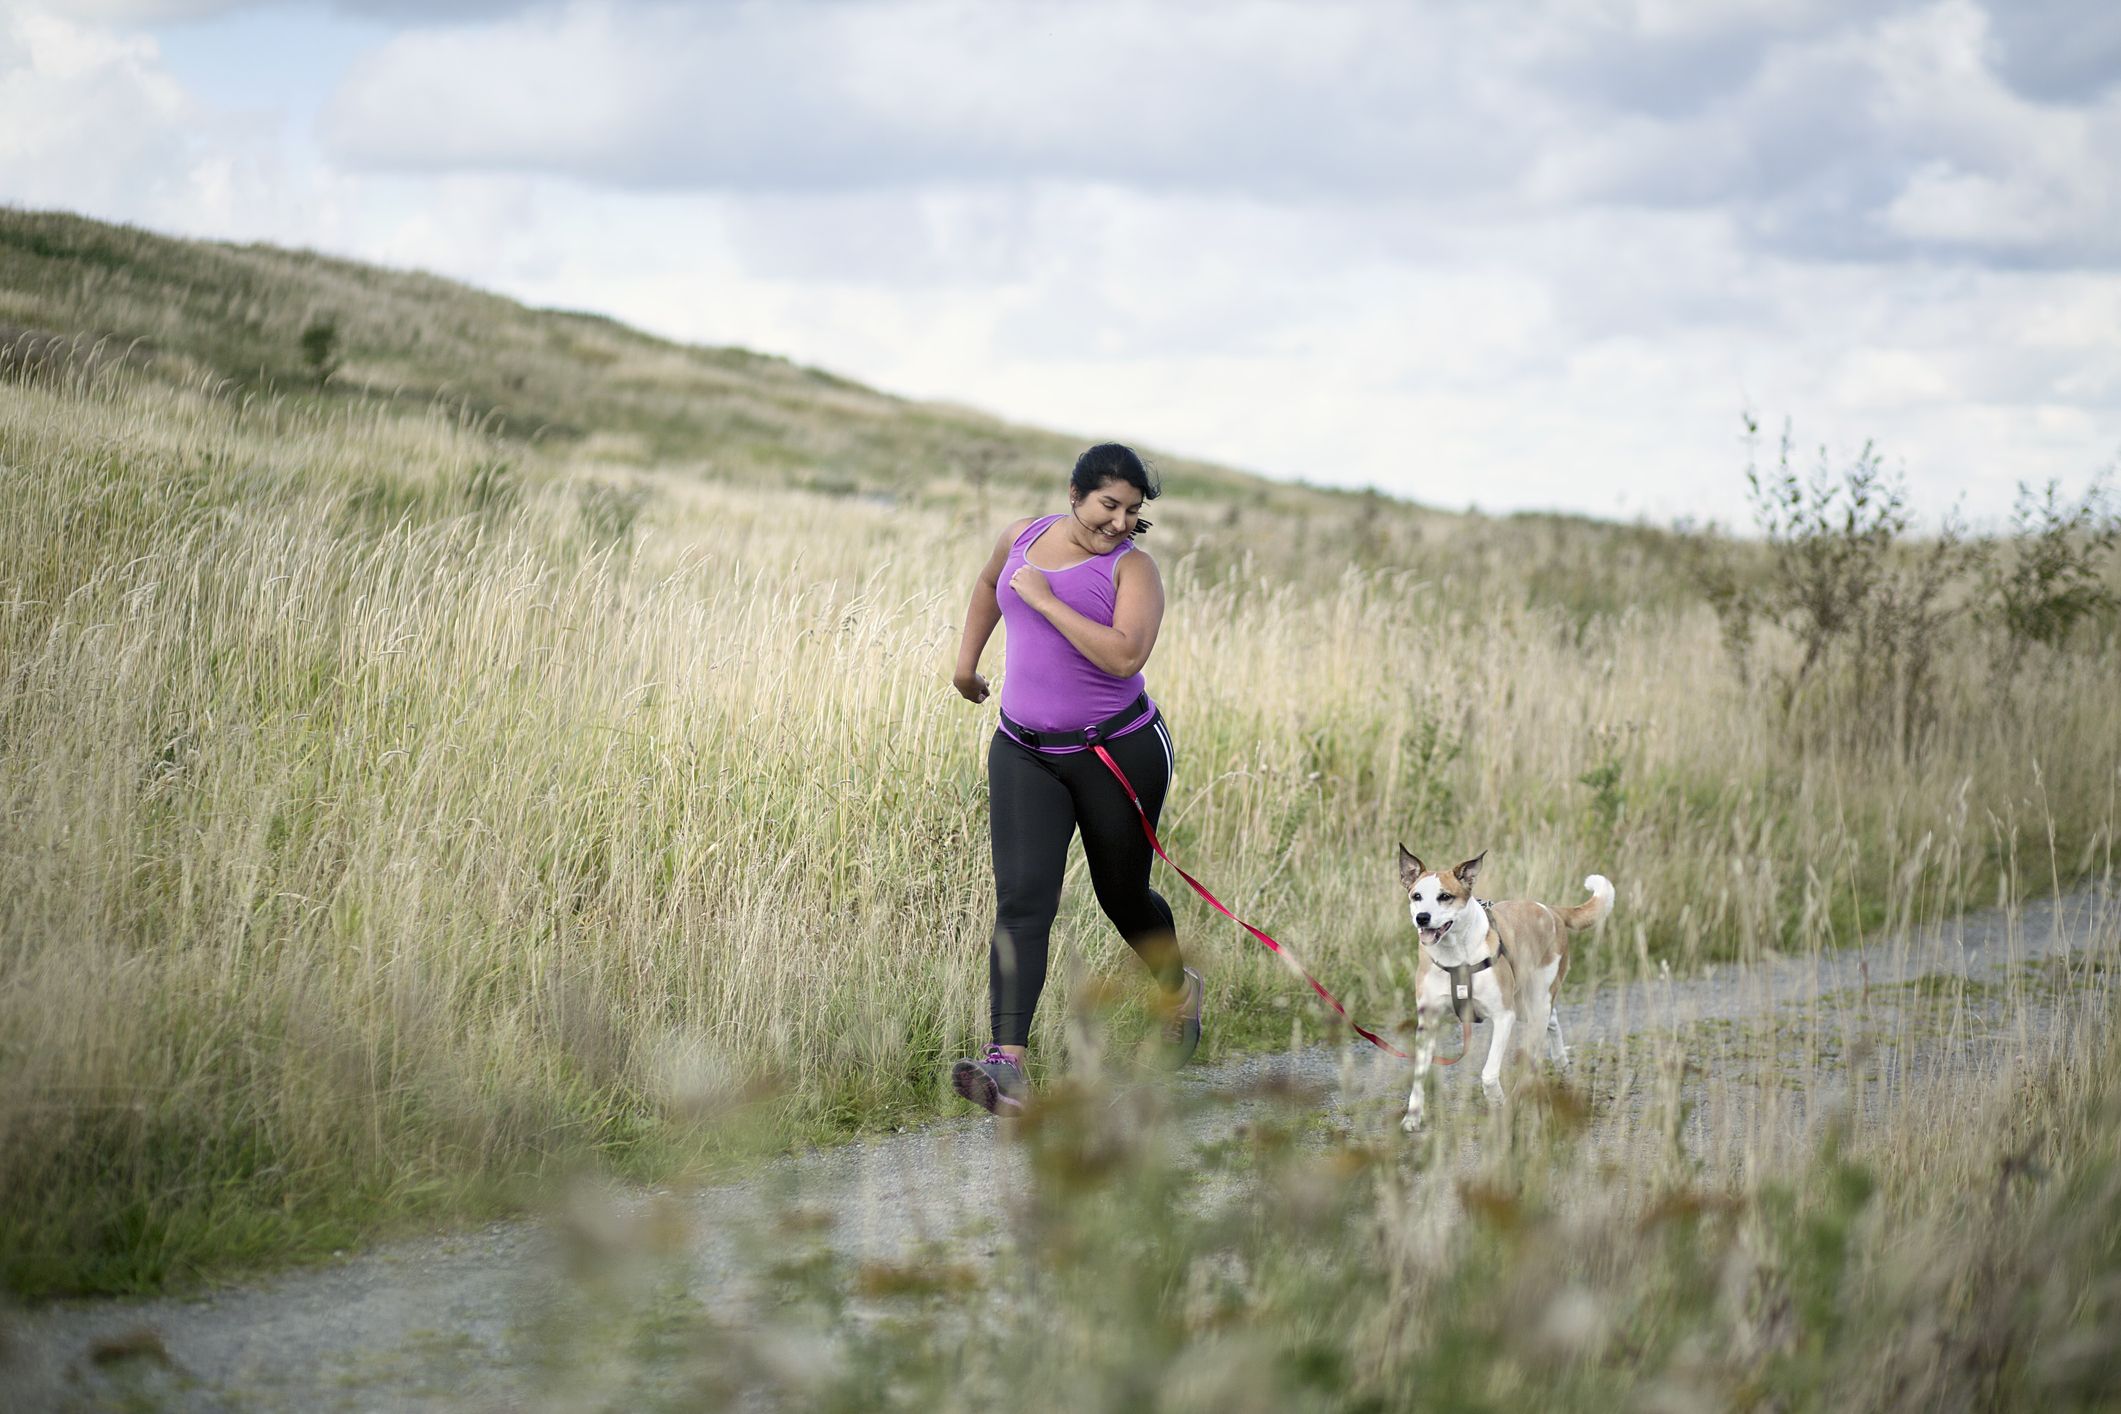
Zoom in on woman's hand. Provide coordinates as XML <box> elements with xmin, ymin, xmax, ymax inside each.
<box><xmin>954</xmin><ymin>669</ymin><xmax>990</xmax><ymax>703</ymax></box>
<box><xmin>1009</xmin><ymin>564</ymin><xmax>1055</xmax><ymax>611</ymax></box>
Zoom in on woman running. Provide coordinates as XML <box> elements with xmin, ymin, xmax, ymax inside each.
<box><xmin>948</xmin><ymin>443</ymin><xmax>1203</xmax><ymax>1114</ymax></box>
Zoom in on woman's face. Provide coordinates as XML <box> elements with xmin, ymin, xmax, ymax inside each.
<box><xmin>1069</xmin><ymin>477</ymin><xmax>1145</xmax><ymax>547</ymax></box>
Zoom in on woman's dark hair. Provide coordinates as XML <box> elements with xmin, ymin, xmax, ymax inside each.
<box><xmin>1069</xmin><ymin>443</ymin><xmax>1159</xmax><ymax>534</ymax></box>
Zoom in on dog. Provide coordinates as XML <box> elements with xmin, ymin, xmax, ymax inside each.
<box><xmin>1397</xmin><ymin>845</ymin><xmax>1614</xmax><ymax>1132</ymax></box>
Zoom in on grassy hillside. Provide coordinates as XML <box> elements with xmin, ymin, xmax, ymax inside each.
<box><xmin>1</xmin><ymin>206</ymin><xmax>2116</xmax><ymax>1298</ymax></box>
<box><xmin>0</xmin><ymin>207</ymin><xmax>1338</xmax><ymax>510</ymax></box>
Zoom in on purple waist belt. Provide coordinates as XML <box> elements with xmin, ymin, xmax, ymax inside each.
<box><xmin>999</xmin><ymin>691</ymin><xmax>1155</xmax><ymax>752</ymax></box>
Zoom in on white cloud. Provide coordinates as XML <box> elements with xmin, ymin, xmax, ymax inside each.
<box><xmin>1981</xmin><ymin>0</ymin><xmax>2121</xmax><ymax>103</ymax></box>
<box><xmin>318</xmin><ymin>1</ymin><xmax>1540</xmax><ymax>197</ymax></box>
<box><xmin>0</xmin><ymin>10</ymin><xmax>195</xmax><ymax>215</ymax></box>
<box><xmin>53</xmin><ymin>1</ymin><xmax>261</xmax><ymax>19</ymax></box>
<box><xmin>1521</xmin><ymin>0</ymin><xmax>2121</xmax><ymax>268</ymax></box>
<box><xmin>58</xmin><ymin>0</ymin><xmax>542</xmax><ymax>20</ymax></box>
<box><xmin>310</xmin><ymin>0</ymin><xmax>2121</xmax><ymax>286</ymax></box>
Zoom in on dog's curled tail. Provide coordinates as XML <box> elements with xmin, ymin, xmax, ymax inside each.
<box><xmin>1560</xmin><ymin>874</ymin><xmax>1616</xmax><ymax>932</ymax></box>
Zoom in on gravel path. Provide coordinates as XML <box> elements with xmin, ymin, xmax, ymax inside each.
<box><xmin>6</xmin><ymin>886</ymin><xmax>2113</xmax><ymax>1411</ymax></box>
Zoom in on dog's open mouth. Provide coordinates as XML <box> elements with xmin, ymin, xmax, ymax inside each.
<box><xmin>1418</xmin><ymin>920</ymin><xmax>1453</xmax><ymax>947</ymax></box>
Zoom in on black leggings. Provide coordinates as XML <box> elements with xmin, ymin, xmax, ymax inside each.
<box><xmin>988</xmin><ymin>714</ymin><xmax>1183</xmax><ymax>1048</ymax></box>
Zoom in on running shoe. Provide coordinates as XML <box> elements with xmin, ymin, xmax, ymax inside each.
<box><xmin>951</xmin><ymin>1045</ymin><xmax>1029</xmax><ymax>1115</ymax></box>
<box><xmin>1162</xmin><ymin>966</ymin><xmax>1205</xmax><ymax>1067</ymax></box>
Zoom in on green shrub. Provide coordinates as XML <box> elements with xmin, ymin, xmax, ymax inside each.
<box><xmin>1705</xmin><ymin>417</ymin><xmax>1972</xmax><ymax>757</ymax></box>
<box><xmin>1983</xmin><ymin>475</ymin><xmax>2119</xmax><ymax>671</ymax></box>
<box><xmin>299</xmin><ymin>314</ymin><xmax>340</xmax><ymax>387</ymax></box>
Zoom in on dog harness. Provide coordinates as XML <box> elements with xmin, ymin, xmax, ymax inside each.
<box><xmin>1421</xmin><ymin>902</ymin><xmax>1504</xmax><ymax>1065</ymax></box>
<box><xmin>1444</xmin><ymin>902</ymin><xmax>1502</xmax><ymax>1023</ymax></box>
<box><xmin>1443</xmin><ymin>956</ymin><xmax>1492</xmax><ymax>1023</ymax></box>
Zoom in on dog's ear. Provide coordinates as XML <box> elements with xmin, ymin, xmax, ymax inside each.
<box><xmin>1452</xmin><ymin>851</ymin><xmax>1486</xmax><ymax>891</ymax></box>
<box><xmin>1398</xmin><ymin>842</ymin><xmax>1425</xmax><ymax>889</ymax></box>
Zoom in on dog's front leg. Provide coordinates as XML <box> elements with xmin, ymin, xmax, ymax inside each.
<box><xmin>1402</xmin><ymin>976</ymin><xmax>1451</xmax><ymax>1133</ymax></box>
<box><xmin>1402</xmin><ymin>1029</ymin><xmax>1434</xmax><ymax>1133</ymax></box>
<box><xmin>1546</xmin><ymin>1006</ymin><xmax>1569</xmax><ymax>1069</ymax></box>
<box><xmin>1480</xmin><ymin>1009</ymin><xmax>1516</xmax><ymax>1104</ymax></box>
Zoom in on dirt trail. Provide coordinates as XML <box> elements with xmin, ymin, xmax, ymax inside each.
<box><xmin>6</xmin><ymin>887</ymin><xmax>2113</xmax><ymax>1411</ymax></box>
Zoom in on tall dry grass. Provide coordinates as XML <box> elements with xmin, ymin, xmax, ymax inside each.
<box><xmin>2</xmin><ymin>348</ymin><xmax>2116</xmax><ymax>1294</ymax></box>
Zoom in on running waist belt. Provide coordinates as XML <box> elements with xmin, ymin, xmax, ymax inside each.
<box><xmin>998</xmin><ymin>691</ymin><xmax>1152</xmax><ymax>751</ymax></box>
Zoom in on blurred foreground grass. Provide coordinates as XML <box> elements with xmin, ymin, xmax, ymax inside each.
<box><xmin>478</xmin><ymin>897</ymin><xmax>2121</xmax><ymax>1413</ymax></box>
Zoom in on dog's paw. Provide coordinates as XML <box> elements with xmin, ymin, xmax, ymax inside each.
<box><xmin>1481</xmin><ymin>1079</ymin><xmax>1505</xmax><ymax>1104</ymax></box>
<box><xmin>1400</xmin><ymin>1109</ymin><xmax>1424</xmax><ymax>1134</ymax></box>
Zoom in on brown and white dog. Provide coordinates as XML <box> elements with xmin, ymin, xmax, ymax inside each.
<box><xmin>1397</xmin><ymin>845</ymin><xmax>1614</xmax><ymax>1132</ymax></box>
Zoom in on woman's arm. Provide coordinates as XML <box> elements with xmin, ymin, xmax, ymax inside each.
<box><xmin>1009</xmin><ymin>549</ymin><xmax>1164</xmax><ymax>678</ymax></box>
<box><xmin>954</xmin><ymin>518</ymin><xmax>1033</xmax><ymax>702</ymax></box>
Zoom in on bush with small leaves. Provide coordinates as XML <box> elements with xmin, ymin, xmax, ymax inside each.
<box><xmin>1983</xmin><ymin>475</ymin><xmax>2119</xmax><ymax>674</ymax></box>
<box><xmin>299</xmin><ymin>314</ymin><xmax>340</xmax><ymax>387</ymax></box>
<box><xmin>1708</xmin><ymin>417</ymin><xmax>1975</xmax><ymax>757</ymax></box>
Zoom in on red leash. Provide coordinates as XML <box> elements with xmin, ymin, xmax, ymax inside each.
<box><xmin>1090</xmin><ymin>743</ymin><xmax>1412</xmax><ymax>1061</ymax></box>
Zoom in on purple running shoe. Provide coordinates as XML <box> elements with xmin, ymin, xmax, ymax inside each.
<box><xmin>951</xmin><ymin>1045</ymin><xmax>1029</xmax><ymax>1114</ymax></box>
<box><xmin>1163</xmin><ymin>966</ymin><xmax>1205</xmax><ymax>1067</ymax></box>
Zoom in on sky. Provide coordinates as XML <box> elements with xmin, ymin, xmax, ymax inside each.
<box><xmin>3</xmin><ymin>0</ymin><xmax>2119</xmax><ymax>527</ymax></box>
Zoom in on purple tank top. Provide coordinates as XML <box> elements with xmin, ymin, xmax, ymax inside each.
<box><xmin>998</xmin><ymin>514</ymin><xmax>1154</xmax><ymax>736</ymax></box>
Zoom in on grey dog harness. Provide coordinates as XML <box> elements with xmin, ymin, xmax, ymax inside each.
<box><xmin>1444</xmin><ymin>957</ymin><xmax>1491</xmax><ymax>1022</ymax></box>
<box><xmin>1443</xmin><ymin>902</ymin><xmax>1502</xmax><ymax>1023</ymax></box>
